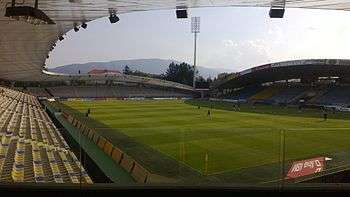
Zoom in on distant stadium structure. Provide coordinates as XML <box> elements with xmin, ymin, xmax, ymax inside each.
<box><xmin>87</xmin><ymin>69</ymin><xmax>122</xmax><ymax>75</ymax></box>
<box><xmin>212</xmin><ymin>59</ymin><xmax>350</xmax><ymax>108</ymax></box>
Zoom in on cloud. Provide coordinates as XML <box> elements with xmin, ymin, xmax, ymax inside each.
<box><xmin>201</xmin><ymin>38</ymin><xmax>273</xmax><ymax>71</ymax></box>
<box><xmin>222</xmin><ymin>39</ymin><xmax>236</xmax><ymax>47</ymax></box>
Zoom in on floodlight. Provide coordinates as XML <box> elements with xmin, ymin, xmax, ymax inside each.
<box><xmin>109</xmin><ymin>14</ymin><xmax>119</xmax><ymax>23</ymax></box>
<box><xmin>269</xmin><ymin>0</ymin><xmax>285</xmax><ymax>18</ymax></box>
<box><xmin>108</xmin><ymin>8</ymin><xmax>119</xmax><ymax>24</ymax></box>
<box><xmin>81</xmin><ymin>23</ymin><xmax>87</xmax><ymax>29</ymax></box>
<box><xmin>269</xmin><ymin>8</ymin><xmax>285</xmax><ymax>18</ymax></box>
<box><xmin>176</xmin><ymin>9</ymin><xmax>187</xmax><ymax>19</ymax></box>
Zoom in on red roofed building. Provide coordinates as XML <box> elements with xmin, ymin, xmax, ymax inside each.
<box><xmin>88</xmin><ymin>69</ymin><xmax>122</xmax><ymax>75</ymax></box>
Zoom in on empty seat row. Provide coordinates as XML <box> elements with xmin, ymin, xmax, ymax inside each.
<box><xmin>45</xmin><ymin>86</ymin><xmax>193</xmax><ymax>98</ymax></box>
<box><xmin>0</xmin><ymin>86</ymin><xmax>92</xmax><ymax>184</ymax></box>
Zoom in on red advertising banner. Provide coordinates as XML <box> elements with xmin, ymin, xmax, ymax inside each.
<box><xmin>286</xmin><ymin>157</ymin><xmax>325</xmax><ymax>179</ymax></box>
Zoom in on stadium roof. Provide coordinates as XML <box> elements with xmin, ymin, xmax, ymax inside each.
<box><xmin>214</xmin><ymin>59</ymin><xmax>350</xmax><ymax>89</ymax></box>
<box><xmin>2</xmin><ymin>0</ymin><xmax>350</xmax><ymax>82</ymax></box>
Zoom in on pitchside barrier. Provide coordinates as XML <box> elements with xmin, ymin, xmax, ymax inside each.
<box><xmin>103</xmin><ymin>141</ymin><xmax>114</xmax><ymax>156</ymax></box>
<box><xmin>111</xmin><ymin>147</ymin><xmax>123</xmax><ymax>163</ymax></box>
<box><xmin>61</xmin><ymin>111</ymin><xmax>151</xmax><ymax>183</ymax></box>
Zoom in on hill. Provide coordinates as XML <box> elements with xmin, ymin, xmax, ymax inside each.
<box><xmin>49</xmin><ymin>58</ymin><xmax>228</xmax><ymax>78</ymax></box>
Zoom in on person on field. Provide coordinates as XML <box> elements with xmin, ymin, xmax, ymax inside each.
<box><xmin>86</xmin><ymin>108</ymin><xmax>91</xmax><ymax>117</ymax></box>
<box><xmin>207</xmin><ymin>109</ymin><xmax>211</xmax><ymax>119</ymax></box>
<box><xmin>322</xmin><ymin>108</ymin><xmax>327</xmax><ymax>121</ymax></box>
<box><xmin>234</xmin><ymin>103</ymin><xmax>239</xmax><ymax>111</ymax></box>
<box><xmin>323</xmin><ymin>111</ymin><xmax>328</xmax><ymax>121</ymax></box>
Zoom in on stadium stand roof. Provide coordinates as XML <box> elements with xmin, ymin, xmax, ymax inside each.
<box><xmin>41</xmin><ymin>70</ymin><xmax>194</xmax><ymax>91</ymax></box>
<box><xmin>1</xmin><ymin>0</ymin><xmax>350</xmax><ymax>83</ymax></box>
<box><xmin>214</xmin><ymin>59</ymin><xmax>350</xmax><ymax>89</ymax></box>
<box><xmin>87</xmin><ymin>69</ymin><xmax>122</xmax><ymax>75</ymax></box>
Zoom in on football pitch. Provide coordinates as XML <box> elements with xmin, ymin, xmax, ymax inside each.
<box><xmin>60</xmin><ymin>99</ymin><xmax>350</xmax><ymax>183</ymax></box>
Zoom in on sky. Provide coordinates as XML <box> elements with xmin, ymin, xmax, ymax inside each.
<box><xmin>47</xmin><ymin>7</ymin><xmax>350</xmax><ymax>72</ymax></box>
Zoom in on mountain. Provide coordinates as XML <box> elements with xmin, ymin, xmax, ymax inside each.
<box><xmin>49</xmin><ymin>58</ymin><xmax>229</xmax><ymax>78</ymax></box>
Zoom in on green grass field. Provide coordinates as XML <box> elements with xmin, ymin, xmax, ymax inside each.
<box><xmin>60</xmin><ymin>99</ymin><xmax>350</xmax><ymax>183</ymax></box>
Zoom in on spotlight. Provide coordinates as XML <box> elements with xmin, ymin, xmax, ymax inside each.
<box><xmin>176</xmin><ymin>9</ymin><xmax>188</xmax><ymax>19</ymax></box>
<box><xmin>58</xmin><ymin>35</ymin><xmax>64</xmax><ymax>41</ymax></box>
<box><xmin>74</xmin><ymin>26</ymin><xmax>79</xmax><ymax>32</ymax></box>
<box><xmin>108</xmin><ymin>8</ymin><xmax>119</xmax><ymax>23</ymax></box>
<box><xmin>109</xmin><ymin>14</ymin><xmax>119</xmax><ymax>24</ymax></box>
<box><xmin>269</xmin><ymin>8</ymin><xmax>285</xmax><ymax>18</ymax></box>
<box><xmin>269</xmin><ymin>0</ymin><xmax>285</xmax><ymax>18</ymax></box>
<box><xmin>81</xmin><ymin>22</ymin><xmax>87</xmax><ymax>29</ymax></box>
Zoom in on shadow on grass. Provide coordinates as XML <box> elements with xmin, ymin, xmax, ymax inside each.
<box><xmin>184</xmin><ymin>100</ymin><xmax>350</xmax><ymax>121</ymax></box>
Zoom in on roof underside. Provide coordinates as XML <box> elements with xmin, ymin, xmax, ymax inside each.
<box><xmin>1</xmin><ymin>1</ymin><xmax>350</xmax><ymax>82</ymax></box>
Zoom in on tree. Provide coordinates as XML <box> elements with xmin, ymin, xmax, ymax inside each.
<box><xmin>164</xmin><ymin>62</ymin><xmax>197</xmax><ymax>86</ymax></box>
<box><xmin>197</xmin><ymin>76</ymin><xmax>205</xmax><ymax>83</ymax></box>
<box><xmin>123</xmin><ymin>65</ymin><xmax>131</xmax><ymax>75</ymax></box>
<box><xmin>206</xmin><ymin>77</ymin><xmax>213</xmax><ymax>84</ymax></box>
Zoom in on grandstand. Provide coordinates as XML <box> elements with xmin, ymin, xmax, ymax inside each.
<box><xmin>214</xmin><ymin>59</ymin><xmax>350</xmax><ymax>108</ymax></box>
<box><xmin>249</xmin><ymin>86</ymin><xmax>282</xmax><ymax>102</ymax></box>
<box><xmin>25</xmin><ymin>87</ymin><xmax>52</xmax><ymax>98</ymax></box>
<box><xmin>269</xmin><ymin>86</ymin><xmax>308</xmax><ymax>104</ymax></box>
<box><xmin>315</xmin><ymin>85</ymin><xmax>350</xmax><ymax>107</ymax></box>
<box><xmin>43</xmin><ymin>85</ymin><xmax>193</xmax><ymax>99</ymax></box>
<box><xmin>221</xmin><ymin>85</ymin><xmax>264</xmax><ymax>101</ymax></box>
<box><xmin>0</xmin><ymin>86</ymin><xmax>92</xmax><ymax>183</ymax></box>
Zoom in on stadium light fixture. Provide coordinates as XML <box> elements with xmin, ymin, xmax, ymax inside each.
<box><xmin>176</xmin><ymin>6</ymin><xmax>188</xmax><ymax>19</ymax></box>
<box><xmin>269</xmin><ymin>0</ymin><xmax>285</xmax><ymax>18</ymax></box>
<box><xmin>109</xmin><ymin>14</ymin><xmax>119</xmax><ymax>23</ymax></box>
<box><xmin>5</xmin><ymin>0</ymin><xmax>55</xmax><ymax>25</ymax></box>
<box><xmin>108</xmin><ymin>8</ymin><xmax>119</xmax><ymax>24</ymax></box>
<box><xmin>176</xmin><ymin>9</ymin><xmax>187</xmax><ymax>18</ymax></box>
<box><xmin>74</xmin><ymin>26</ymin><xmax>79</xmax><ymax>32</ymax></box>
<box><xmin>81</xmin><ymin>22</ymin><xmax>87</xmax><ymax>29</ymax></box>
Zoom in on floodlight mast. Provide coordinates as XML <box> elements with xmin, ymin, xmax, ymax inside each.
<box><xmin>191</xmin><ymin>17</ymin><xmax>200</xmax><ymax>89</ymax></box>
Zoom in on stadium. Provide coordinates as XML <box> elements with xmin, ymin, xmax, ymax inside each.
<box><xmin>2</xmin><ymin>0</ymin><xmax>350</xmax><ymax>195</ymax></box>
<box><xmin>2</xmin><ymin>58</ymin><xmax>350</xmax><ymax>186</ymax></box>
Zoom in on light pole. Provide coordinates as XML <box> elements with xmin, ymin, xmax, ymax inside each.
<box><xmin>191</xmin><ymin>17</ymin><xmax>200</xmax><ymax>89</ymax></box>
